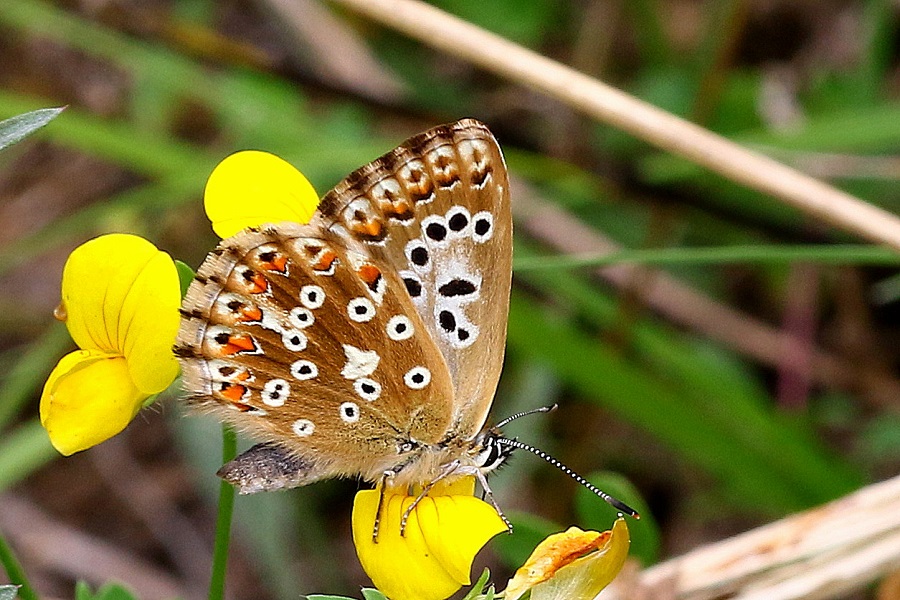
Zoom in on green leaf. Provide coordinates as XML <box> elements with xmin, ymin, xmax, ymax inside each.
<box><xmin>73</xmin><ymin>582</ymin><xmax>138</xmax><ymax>600</ymax></box>
<box><xmin>175</xmin><ymin>259</ymin><xmax>196</xmax><ymax>299</ymax></box>
<box><xmin>360</xmin><ymin>590</ymin><xmax>389</xmax><ymax>600</ymax></box>
<box><xmin>461</xmin><ymin>568</ymin><xmax>492</xmax><ymax>600</ymax></box>
<box><xmin>0</xmin><ymin>106</ymin><xmax>64</xmax><ymax>151</ymax></box>
<box><xmin>0</xmin><ymin>585</ymin><xmax>19</xmax><ymax>600</ymax></box>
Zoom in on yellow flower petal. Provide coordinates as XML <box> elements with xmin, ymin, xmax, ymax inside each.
<box><xmin>61</xmin><ymin>233</ymin><xmax>180</xmax><ymax>395</ymax></box>
<box><xmin>40</xmin><ymin>350</ymin><xmax>146</xmax><ymax>456</ymax></box>
<box><xmin>505</xmin><ymin>519</ymin><xmax>630</xmax><ymax>600</ymax></box>
<box><xmin>204</xmin><ymin>150</ymin><xmax>319</xmax><ymax>238</ymax></box>
<box><xmin>62</xmin><ymin>234</ymin><xmax>162</xmax><ymax>354</ymax></box>
<box><xmin>120</xmin><ymin>251</ymin><xmax>181</xmax><ymax>394</ymax></box>
<box><xmin>352</xmin><ymin>477</ymin><xmax>507</xmax><ymax>600</ymax></box>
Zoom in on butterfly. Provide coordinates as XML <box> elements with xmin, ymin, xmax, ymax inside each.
<box><xmin>175</xmin><ymin>119</ymin><xmax>637</xmax><ymax>531</ymax></box>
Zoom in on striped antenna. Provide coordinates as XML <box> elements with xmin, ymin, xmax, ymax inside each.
<box><xmin>495</xmin><ymin>404</ymin><xmax>557</xmax><ymax>429</ymax></box>
<box><xmin>496</xmin><ymin>437</ymin><xmax>640</xmax><ymax>519</ymax></box>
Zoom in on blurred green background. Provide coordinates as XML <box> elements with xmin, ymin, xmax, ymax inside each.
<box><xmin>0</xmin><ymin>0</ymin><xmax>897</xmax><ymax>598</ymax></box>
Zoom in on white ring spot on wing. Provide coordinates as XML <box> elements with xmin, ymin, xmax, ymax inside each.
<box><xmin>341</xmin><ymin>345</ymin><xmax>380</xmax><ymax>379</ymax></box>
<box><xmin>386</xmin><ymin>315</ymin><xmax>414</xmax><ymax>340</ymax></box>
<box><xmin>290</xmin><ymin>359</ymin><xmax>318</xmax><ymax>380</ymax></box>
<box><xmin>471</xmin><ymin>211</ymin><xmax>494</xmax><ymax>243</ymax></box>
<box><xmin>340</xmin><ymin>402</ymin><xmax>361</xmax><ymax>423</ymax></box>
<box><xmin>292</xmin><ymin>419</ymin><xmax>315</xmax><ymax>437</ymax></box>
<box><xmin>282</xmin><ymin>329</ymin><xmax>308</xmax><ymax>351</ymax></box>
<box><xmin>300</xmin><ymin>285</ymin><xmax>325</xmax><ymax>309</ymax></box>
<box><xmin>262</xmin><ymin>378</ymin><xmax>289</xmax><ymax>407</ymax></box>
<box><xmin>289</xmin><ymin>307</ymin><xmax>314</xmax><ymax>329</ymax></box>
<box><xmin>404</xmin><ymin>367</ymin><xmax>431</xmax><ymax>390</ymax></box>
<box><xmin>347</xmin><ymin>297</ymin><xmax>376</xmax><ymax>323</ymax></box>
<box><xmin>445</xmin><ymin>206</ymin><xmax>472</xmax><ymax>237</ymax></box>
<box><xmin>354</xmin><ymin>378</ymin><xmax>382</xmax><ymax>401</ymax></box>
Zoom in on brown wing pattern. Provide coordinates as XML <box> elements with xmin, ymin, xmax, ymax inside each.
<box><xmin>314</xmin><ymin>119</ymin><xmax>512</xmax><ymax>440</ymax></box>
<box><xmin>176</xmin><ymin>119</ymin><xmax>511</xmax><ymax>488</ymax></box>
<box><xmin>176</xmin><ymin>223</ymin><xmax>456</xmax><ymax>483</ymax></box>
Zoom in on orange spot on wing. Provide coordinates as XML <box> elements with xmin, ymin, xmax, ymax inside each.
<box><xmin>313</xmin><ymin>250</ymin><xmax>337</xmax><ymax>272</ymax></box>
<box><xmin>358</xmin><ymin>264</ymin><xmax>381</xmax><ymax>287</ymax></box>
<box><xmin>353</xmin><ymin>220</ymin><xmax>382</xmax><ymax>239</ymax></box>
<box><xmin>221</xmin><ymin>383</ymin><xmax>248</xmax><ymax>402</ymax></box>
<box><xmin>222</xmin><ymin>333</ymin><xmax>257</xmax><ymax>355</ymax></box>
<box><xmin>247</xmin><ymin>272</ymin><xmax>268</xmax><ymax>293</ymax></box>
<box><xmin>239</xmin><ymin>306</ymin><xmax>263</xmax><ymax>322</ymax></box>
<box><xmin>262</xmin><ymin>254</ymin><xmax>288</xmax><ymax>273</ymax></box>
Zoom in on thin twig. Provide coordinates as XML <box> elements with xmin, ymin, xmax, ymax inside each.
<box><xmin>325</xmin><ymin>0</ymin><xmax>900</xmax><ymax>251</ymax></box>
<box><xmin>600</xmin><ymin>474</ymin><xmax>900</xmax><ymax>600</ymax></box>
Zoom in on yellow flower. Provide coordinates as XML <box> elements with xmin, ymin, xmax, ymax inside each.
<box><xmin>40</xmin><ymin>234</ymin><xmax>181</xmax><ymax>455</ymax></box>
<box><xmin>352</xmin><ymin>477</ymin><xmax>507</xmax><ymax>600</ymax></box>
<box><xmin>204</xmin><ymin>150</ymin><xmax>319</xmax><ymax>237</ymax></box>
<box><xmin>504</xmin><ymin>519</ymin><xmax>630</xmax><ymax>600</ymax></box>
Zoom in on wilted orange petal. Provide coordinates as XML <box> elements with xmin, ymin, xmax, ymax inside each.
<box><xmin>505</xmin><ymin>519</ymin><xmax>630</xmax><ymax>600</ymax></box>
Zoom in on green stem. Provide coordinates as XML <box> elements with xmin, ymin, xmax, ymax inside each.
<box><xmin>0</xmin><ymin>529</ymin><xmax>38</xmax><ymax>600</ymax></box>
<box><xmin>512</xmin><ymin>244</ymin><xmax>900</xmax><ymax>272</ymax></box>
<box><xmin>208</xmin><ymin>425</ymin><xmax>237</xmax><ymax>600</ymax></box>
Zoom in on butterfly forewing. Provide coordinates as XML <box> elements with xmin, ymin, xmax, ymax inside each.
<box><xmin>178</xmin><ymin>223</ymin><xmax>456</xmax><ymax>483</ymax></box>
<box><xmin>316</xmin><ymin>119</ymin><xmax>512</xmax><ymax>440</ymax></box>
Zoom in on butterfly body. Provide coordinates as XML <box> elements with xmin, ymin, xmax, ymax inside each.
<box><xmin>176</xmin><ymin>119</ymin><xmax>512</xmax><ymax>493</ymax></box>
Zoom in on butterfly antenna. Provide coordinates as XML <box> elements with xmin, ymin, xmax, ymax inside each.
<box><xmin>495</xmin><ymin>404</ymin><xmax>558</xmax><ymax>429</ymax></box>
<box><xmin>495</xmin><ymin>437</ymin><xmax>640</xmax><ymax>519</ymax></box>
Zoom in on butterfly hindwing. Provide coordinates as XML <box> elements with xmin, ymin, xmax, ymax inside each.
<box><xmin>316</xmin><ymin>119</ymin><xmax>512</xmax><ymax>440</ymax></box>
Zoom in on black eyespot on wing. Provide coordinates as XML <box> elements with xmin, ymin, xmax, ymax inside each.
<box><xmin>361</xmin><ymin>382</ymin><xmax>376</xmax><ymax>394</ymax></box>
<box><xmin>438</xmin><ymin>279</ymin><xmax>477</xmax><ymax>297</ymax></box>
<box><xmin>425</xmin><ymin>222</ymin><xmax>447</xmax><ymax>242</ymax></box>
<box><xmin>474</xmin><ymin>218</ymin><xmax>491</xmax><ymax>236</ymax></box>
<box><xmin>448</xmin><ymin>212</ymin><xmax>468</xmax><ymax>231</ymax></box>
<box><xmin>298</xmin><ymin>364</ymin><xmax>312</xmax><ymax>375</ymax></box>
<box><xmin>404</xmin><ymin>277</ymin><xmax>422</xmax><ymax>298</ymax></box>
<box><xmin>439</xmin><ymin>310</ymin><xmax>457</xmax><ymax>332</ymax></box>
<box><xmin>457</xmin><ymin>328</ymin><xmax>470</xmax><ymax>341</ymax></box>
<box><xmin>214</xmin><ymin>332</ymin><xmax>230</xmax><ymax>345</ymax></box>
<box><xmin>410</xmin><ymin>246</ymin><xmax>429</xmax><ymax>266</ymax></box>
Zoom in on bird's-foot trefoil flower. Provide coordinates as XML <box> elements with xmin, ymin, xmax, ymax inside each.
<box><xmin>504</xmin><ymin>519</ymin><xmax>630</xmax><ymax>600</ymax></box>
<box><xmin>352</xmin><ymin>477</ymin><xmax>507</xmax><ymax>600</ymax></box>
<box><xmin>204</xmin><ymin>150</ymin><xmax>320</xmax><ymax>238</ymax></box>
<box><xmin>41</xmin><ymin>234</ymin><xmax>181</xmax><ymax>455</ymax></box>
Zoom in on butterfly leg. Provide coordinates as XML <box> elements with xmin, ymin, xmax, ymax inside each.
<box><xmin>398</xmin><ymin>460</ymin><xmax>461</xmax><ymax>536</ymax></box>
<box><xmin>472</xmin><ymin>468</ymin><xmax>513</xmax><ymax>534</ymax></box>
<box><xmin>372</xmin><ymin>471</ymin><xmax>394</xmax><ymax>543</ymax></box>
